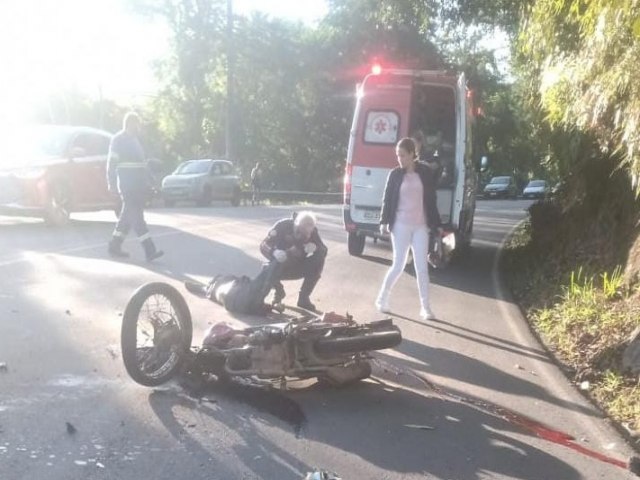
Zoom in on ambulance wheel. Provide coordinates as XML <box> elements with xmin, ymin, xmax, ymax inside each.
<box><xmin>348</xmin><ymin>232</ymin><xmax>365</xmax><ymax>256</ymax></box>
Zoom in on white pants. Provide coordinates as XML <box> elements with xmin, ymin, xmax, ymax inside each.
<box><xmin>377</xmin><ymin>222</ymin><xmax>430</xmax><ymax>310</ymax></box>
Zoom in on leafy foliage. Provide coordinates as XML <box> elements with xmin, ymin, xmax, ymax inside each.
<box><xmin>123</xmin><ymin>0</ymin><xmax>534</xmax><ymax>190</ymax></box>
<box><xmin>517</xmin><ymin>0</ymin><xmax>640</xmax><ymax>192</ymax></box>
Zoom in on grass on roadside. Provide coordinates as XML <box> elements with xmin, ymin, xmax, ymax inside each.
<box><xmin>503</xmin><ymin>221</ymin><xmax>640</xmax><ymax>431</ymax></box>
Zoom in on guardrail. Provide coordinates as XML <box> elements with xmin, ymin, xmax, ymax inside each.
<box><xmin>241</xmin><ymin>190</ymin><xmax>343</xmax><ymax>205</ymax></box>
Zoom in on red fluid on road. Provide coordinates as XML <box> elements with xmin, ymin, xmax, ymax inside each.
<box><xmin>374</xmin><ymin>359</ymin><xmax>635</xmax><ymax>473</ymax></box>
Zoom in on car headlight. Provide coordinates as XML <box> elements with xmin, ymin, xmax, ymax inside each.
<box><xmin>13</xmin><ymin>167</ymin><xmax>46</xmax><ymax>179</ymax></box>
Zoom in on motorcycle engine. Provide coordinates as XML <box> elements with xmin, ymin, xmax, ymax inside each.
<box><xmin>250</xmin><ymin>344</ymin><xmax>288</xmax><ymax>376</ymax></box>
<box><xmin>248</xmin><ymin>327</ymin><xmax>288</xmax><ymax>375</ymax></box>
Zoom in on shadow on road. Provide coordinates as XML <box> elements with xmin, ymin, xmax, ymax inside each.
<box><xmin>147</xmin><ymin>371</ymin><xmax>583</xmax><ymax>480</ymax></box>
<box><xmin>394</xmin><ymin>313</ymin><xmax>551</xmax><ymax>364</ymax></box>
<box><xmin>379</xmin><ymin>339</ymin><xmax>602</xmax><ymax>420</ymax></box>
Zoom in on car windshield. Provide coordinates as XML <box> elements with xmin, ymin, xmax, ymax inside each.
<box><xmin>527</xmin><ymin>180</ymin><xmax>546</xmax><ymax>187</ymax></box>
<box><xmin>0</xmin><ymin>126</ymin><xmax>72</xmax><ymax>166</ymax></box>
<box><xmin>490</xmin><ymin>176</ymin><xmax>511</xmax><ymax>184</ymax></box>
<box><xmin>175</xmin><ymin>160</ymin><xmax>211</xmax><ymax>175</ymax></box>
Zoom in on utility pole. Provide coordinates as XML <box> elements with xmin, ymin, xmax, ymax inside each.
<box><xmin>225</xmin><ymin>0</ymin><xmax>234</xmax><ymax>162</ymax></box>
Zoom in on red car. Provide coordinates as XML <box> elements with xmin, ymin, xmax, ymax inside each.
<box><xmin>0</xmin><ymin>125</ymin><xmax>118</xmax><ymax>225</ymax></box>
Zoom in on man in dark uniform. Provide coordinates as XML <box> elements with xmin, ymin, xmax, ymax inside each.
<box><xmin>260</xmin><ymin>211</ymin><xmax>327</xmax><ymax>311</ymax></box>
<box><xmin>107</xmin><ymin>112</ymin><xmax>163</xmax><ymax>262</ymax></box>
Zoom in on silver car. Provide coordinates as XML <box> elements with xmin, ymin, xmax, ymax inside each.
<box><xmin>161</xmin><ymin>159</ymin><xmax>241</xmax><ymax>207</ymax></box>
<box><xmin>522</xmin><ymin>179</ymin><xmax>549</xmax><ymax>199</ymax></box>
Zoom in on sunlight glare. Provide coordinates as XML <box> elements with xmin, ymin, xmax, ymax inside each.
<box><xmin>0</xmin><ymin>0</ymin><xmax>167</xmax><ymax>129</ymax></box>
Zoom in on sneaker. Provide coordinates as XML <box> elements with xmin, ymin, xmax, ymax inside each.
<box><xmin>184</xmin><ymin>281</ymin><xmax>207</xmax><ymax>297</ymax></box>
<box><xmin>375</xmin><ymin>298</ymin><xmax>391</xmax><ymax>314</ymax></box>
<box><xmin>146</xmin><ymin>250</ymin><xmax>164</xmax><ymax>262</ymax></box>
<box><xmin>420</xmin><ymin>308</ymin><xmax>436</xmax><ymax>321</ymax></box>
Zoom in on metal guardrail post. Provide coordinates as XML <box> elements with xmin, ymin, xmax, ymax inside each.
<box><xmin>240</xmin><ymin>190</ymin><xmax>342</xmax><ymax>205</ymax></box>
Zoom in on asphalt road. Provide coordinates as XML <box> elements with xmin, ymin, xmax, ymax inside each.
<box><xmin>0</xmin><ymin>199</ymin><xmax>637</xmax><ymax>480</ymax></box>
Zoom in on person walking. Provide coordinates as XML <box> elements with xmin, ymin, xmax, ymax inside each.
<box><xmin>106</xmin><ymin>112</ymin><xmax>163</xmax><ymax>262</ymax></box>
<box><xmin>250</xmin><ymin>161</ymin><xmax>262</xmax><ymax>206</ymax></box>
<box><xmin>376</xmin><ymin>137</ymin><xmax>441</xmax><ymax>320</ymax></box>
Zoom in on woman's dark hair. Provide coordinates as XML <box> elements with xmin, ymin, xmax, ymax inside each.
<box><xmin>397</xmin><ymin>137</ymin><xmax>417</xmax><ymax>157</ymax></box>
<box><xmin>411</xmin><ymin>130</ymin><xmax>425</xmax><ymax>144</ymax></box>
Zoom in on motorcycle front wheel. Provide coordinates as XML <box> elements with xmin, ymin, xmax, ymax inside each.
<box><xmin>121</xmin><ymin>282</ymin><xmax>193</xmax><ymax>386</ymax></box>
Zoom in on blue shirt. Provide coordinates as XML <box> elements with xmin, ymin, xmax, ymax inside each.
<box><xmin>107</xmin><ymin>130</ymin><xmax>149</xmax><ymax>196</ymax></box>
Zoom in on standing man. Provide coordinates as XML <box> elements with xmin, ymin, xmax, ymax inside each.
<box><xmin>250</xmin><ymin>161</ymin><xmax>262</xmax><ymax>206</ymax></box>
<box><xmin>260</xmin><ymin>211</ymin><xmax>327</xmax><ymax>311</ymax></box>
<box><xmin>107</xmin><ymin>112</ymin><xmax>163</xmax><ymax>262</ymax></box>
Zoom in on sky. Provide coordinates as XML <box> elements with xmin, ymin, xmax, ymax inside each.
<box><xmin>0</xmin><ymin>0</ymin><xmax>329</xmax><ymax>127</ymax></box>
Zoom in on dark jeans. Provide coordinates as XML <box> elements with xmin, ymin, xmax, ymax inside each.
<box><xmin>114</xmin><ymin>194</ymin><xmax>149</xmax><ymax>237</ymax></box>
<box><xmin>274</xmin><ymin>249</ymin><xmax>327</xmax><ymax>298</ymax></box>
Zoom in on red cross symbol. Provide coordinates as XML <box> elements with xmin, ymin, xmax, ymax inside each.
<box><xmin>374</xmin><ymin>118</ymin><xmax>388</xmax><ymax>134</ymax></box>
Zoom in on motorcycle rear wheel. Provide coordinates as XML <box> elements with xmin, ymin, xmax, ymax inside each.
<box><xmin>121</xmin><ymin>282</ymin><xmax>193</xmax><ymax>386</ymax></box>
<box><xmin>314</xmin><ymin>326</ymin><xmax>401</xmax><ymax>356</ymax></box>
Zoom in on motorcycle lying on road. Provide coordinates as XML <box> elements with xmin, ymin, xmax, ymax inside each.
<box><xmin>120</xmin><ymin>282</ymin><xmax>402</xmax><ymax>388</ymax></box>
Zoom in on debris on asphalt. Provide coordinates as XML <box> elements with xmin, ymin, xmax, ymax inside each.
<box><xmin>96</xmin><ymin>462</ymin><xmax>105</xmax><ymax>468</ymax></box>
<box><xmin>623</xmin><ymin>423</ymin><xmax>640</xmax><ymax>438</ymax></box>
<box><xmin>514</xmin><ymin>364</ymin><xmax>524</xmax><ymax>370</ymax></box>
<box><xmin>580</xmin><ymin>381</ymin><xmax>590</xmax><ymax>391</ymax></box>
<box><xmin>74</xmin><ymin>460</ymin><xmax>87</xmax><ymax>466</ymax></box>
<box><xmin>404</xmin><ymin>424</ymin><xmax>435</xmax><ymax>431</ymax></box>
<box><xmin>65</xmin><ymin>309</ymin><xmax>72</xmax><ymax>316</ymax></box>
<box><xmin>304</xmin><ymin>470</ymin><xmax>342</xmax><ymax>480</ymax></box>
<box><xmin>66</xmin><ymin>422</ymin><xmax>77</xmax><ymax>435</ymax></box>
<box><xmin>106</xmin><ymin>346</ymin><xmax>119</xmax><ymax>359</ymax></box>
<box><xmin>10</xmin><ymin>309</ymin><xmax>18</xmax><ymax>314</ymax></box>
<box><xmin>0</xmin><ymin>363</ymin><xmax>8</xmax><ymax>373</ymax></box>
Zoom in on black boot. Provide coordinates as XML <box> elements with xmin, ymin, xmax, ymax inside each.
<box><xmin>297</xmin><ymin>294</ymin><xmax>316</xmax><ymax>311</ymax></box>
<box><xmin>297</xmin><ymin>275</ymin><xmax>319</xmax><ymax>311</ymax></box>
<box><xmin>273</xmin><ymin>282</ymin><xmax>286</xmax><ymax>305</ymax></box>
<box><xmin>142</xmin><ymin>238</ymin><xmax>164</xmax><ymax>262</ymax></box>
<box><xmin>108</xmin><ymin>236</ymin><xmax>129</xmax><ymax>258</ymax></box>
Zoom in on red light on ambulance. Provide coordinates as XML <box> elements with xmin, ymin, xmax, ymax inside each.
<box><xmin>343</xmin><ymin>164</ymin><xmax>352</xmax><ymax>204</ymax></box>
<box><xmin>371</xmin><ymin>63</ymin><xmax>382</xmax><ymax>75</ymax></box>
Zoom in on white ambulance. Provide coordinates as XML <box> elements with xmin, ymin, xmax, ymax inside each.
<box><xmin>343</xmin><ymin>67</ymin><xmax>477</xmax><ymax>258</ymax></box>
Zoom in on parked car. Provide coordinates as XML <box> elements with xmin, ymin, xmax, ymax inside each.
<box><xmin>483</xmin><ymin>175</ymin><xmax>518</xmax><ymax>199</ymax></box>
<box><xmin>0</xmin><ymin>125</ymin><xmax>118</xmax><ymax>225</ymax></box>
<box><xmin>522</xmin><ymin>179</ymin><xmax>549</xmax><ymax>199</ymax></box>
<box><xmin>161</xmin><ymin>159</ymin><xmax>241</xmax><ymax>207</ymax></box>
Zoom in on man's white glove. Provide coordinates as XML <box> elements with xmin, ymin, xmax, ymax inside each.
<box><xmin>273</xmin><ymin>249</ymin><xmax>287</xmax><ymax>263</ymax></box>
<box><xmin>304</xmin><ymin>243</ymin><xmax>317</xmax><ymax>255</ymax></box>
